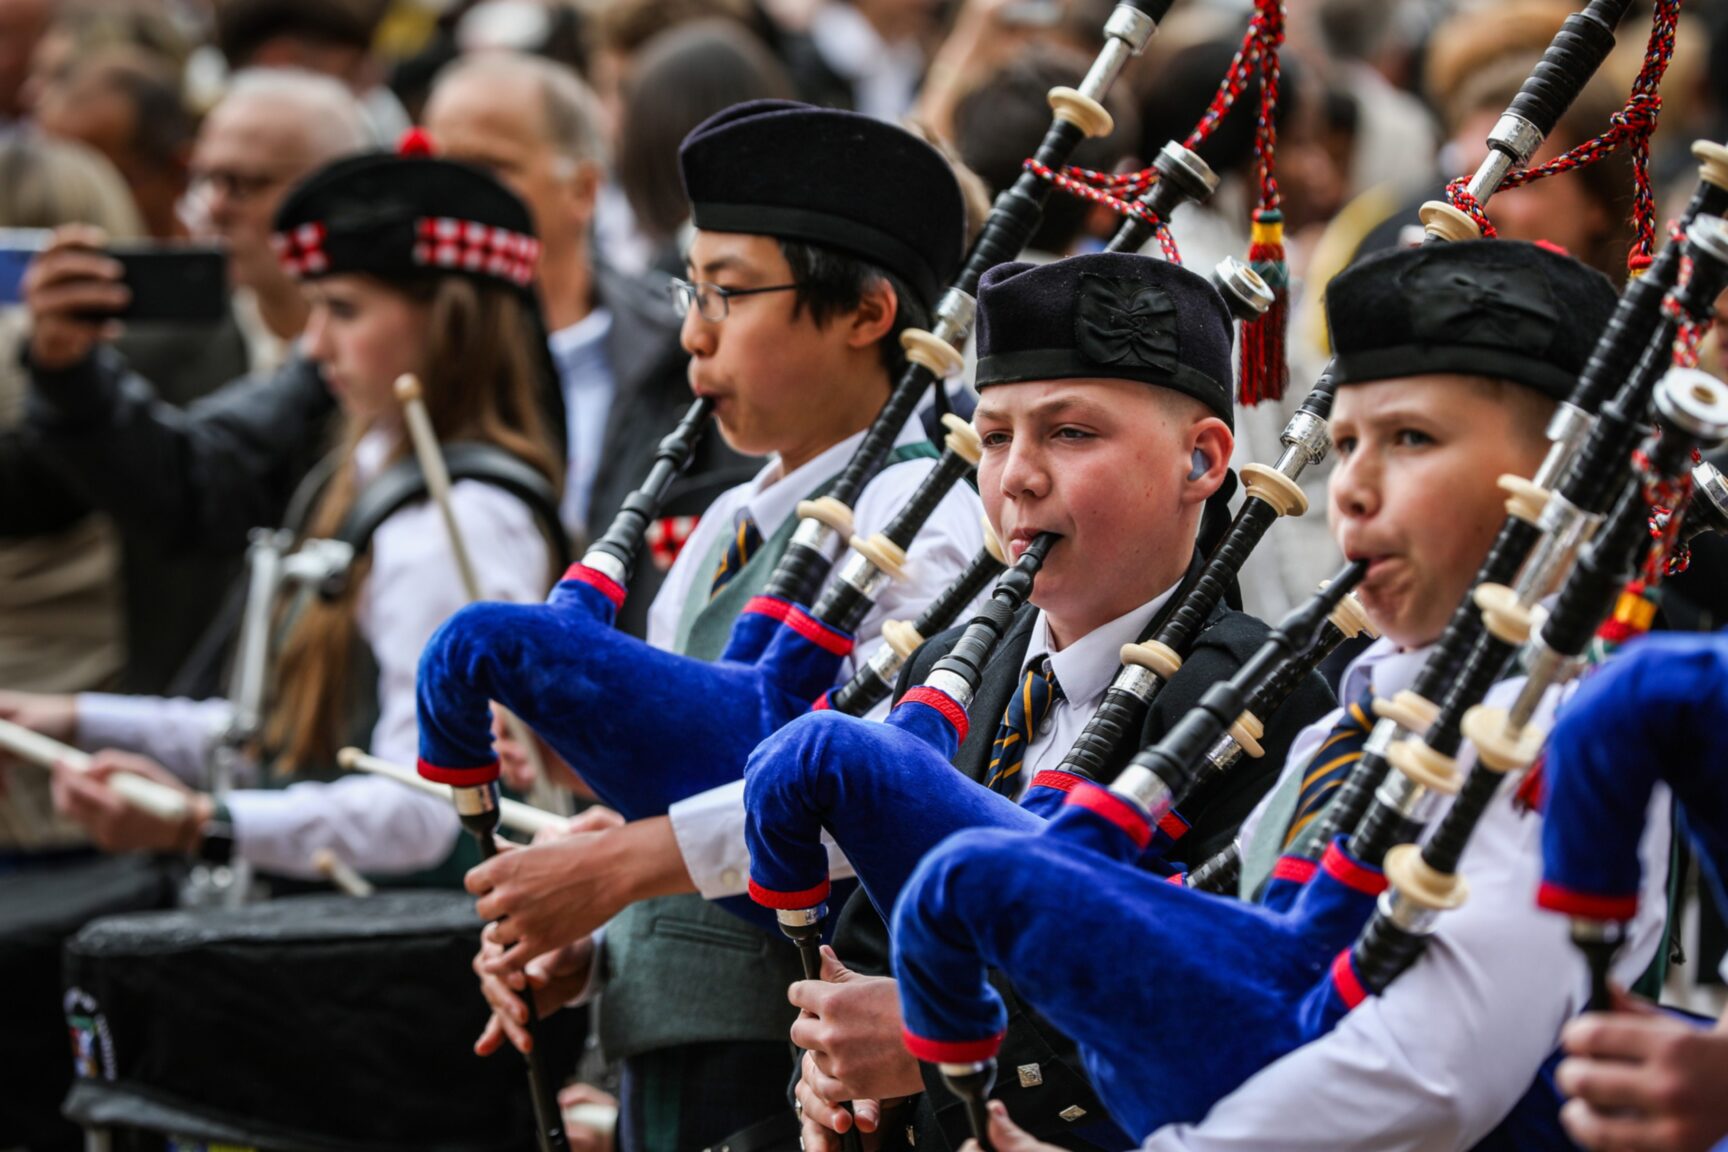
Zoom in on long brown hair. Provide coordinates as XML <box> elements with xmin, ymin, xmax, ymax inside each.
<box><xmin>265</xmin><ymin>275</ymin><xmax>562</xmax><ymax>775</ymax></box>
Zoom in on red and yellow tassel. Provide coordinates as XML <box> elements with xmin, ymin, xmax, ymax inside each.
<box><xmin>1239</xmin><ymin>207</ymin><xmax>1289</xmax><ymax>406</ymax></box>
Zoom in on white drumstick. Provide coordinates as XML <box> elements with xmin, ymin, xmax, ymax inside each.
<box><xmin>312</xmin><ymin>847</ymin><xmax>375</xmax><ymax>897</ymax></box>
<box><xmin>0</xmin><ymin>717</ymin><xmax>191</xmax><ymax>821</ymax></box>
<box><xmin>336</xmin><ymin>747</ymin><xmax>564</xmax><ymax>837</ymax></box>
<box><xmin>394</xmin><ymin>374</ymin><xmax>564</xmax><ymax>811</ymax></box>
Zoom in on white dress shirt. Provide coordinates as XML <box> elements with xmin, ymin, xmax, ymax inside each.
<box><xmin>77</xmin><ymin>426</ymin><xmax>553</xmax><ymax>879</ymax></box>
<box><xmin>1142</xmin><ymin>637</ymin><xmax>1673</xmax><ymax>1152</ymax></box>
<box><xmin>656</xmin><ymin>415</ymin><xmax>985</xmax><ymax>899</ymax></box>
<box><xmin>549</xmin><ymin>308</ymin><xmax>616</xmax><ymax>538</ymax></box>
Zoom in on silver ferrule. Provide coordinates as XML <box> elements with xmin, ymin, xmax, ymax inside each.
<box><xmin>1201</xmin><ymin>733</ymin><xmax>1244</xmax><ymax>779</ymax></box>
<box><xmin>790</xmin><ymin>516</ymin><xmax>843</xmax><ymax>563</ymax></box>
<box><xmin>777</xmin><ymin>906</ymin><xmax>825</xmax><ymax>928</ymax></box>
<box><xmin>1517</xmin><ymin>493</ymin><xmax>1595</xmax><ymax>603</ymax></box>
<box><xmin>1687</xmin><ymin>215</ymin><xmax>1728</xmax><ymax>266</ymax></box>
<box><xmin>1513</xmin><ymin>640</ymin><xmax>1574</xmax><ymax>732</ymax></box>
<box><xmin>1363</xmin><ymin>718</ymin><xmax>1398</xmax><ymax>760</ymax></box>
<box><xmin>865</xmin><ymin>643</ymin><xmax>907</xmax><ymax>687</ymax></box>
<box><xmin>1486</xmin><ymin>112</ymin><xmax>1544</xmax><ymax>168</ymax></box>
<box><xmin>1111</xmin><ymin>764</ymin><xmax>1172</xmax><ymax>823</ymax></box>
<box><xmin>1695</xmin><ymin>460</ymin><xmax>1728</xmax><ymax>520</ymax></box>
<box><xmin>836</xmin><ymin>548</ymin><xmax>894</xmax><ymax>602</ymax></box>
<box><xmin>454</xmin><ymin>783</ymin><xmax>500</xmax><ymax>819</ymax></box>
<box><xmin>1111</xmin><ymin>662</ymin><xmax>1166</xmax><ymax>703</ymax></box>
<box><xmin>1277</xmin><ymin>409</ymin><xmax>1331</xmax><ymax>470</ymax></box>
<box><xmin>923</xmin><ymin>669</ymin><xmax>976</xmax><ymax>713</ymax></box>
<box><xmin>1571</xmin><ymin>917</ymin><xmax>1626</xmax><ymax>944</ymax></box>
<box><xmin>939</xmin><ymin>1060</ymin><xmax>993</xmax><ymax>1078</ymax></box>
<box><xmin>1078</xmin><ymin>33</ymin><xmax>1137</xmax><ymax>103</ymax></box>
<box><xmin>933</xmin><ymin>290</ymin><xmax>978</xmax><ymax>347</ymax></box>
<box><xmin>1653</xmin><ymin>367</ymin><xmax>1728</xmax><ymax>442</ymax></box>
<box><xmin>1536</xmin><ymin>403</ymin><xmax>1592</xmax><ymax>489</ymax></box>
<box><xmin>1102</xmin><ymin>3</ymin><xmax>1157</xmax><ymax>54</ymax></box>
<box><xmin>579</xmin><ymin>549</ymin><xmax>629</xmax><ymax>588</ymax></box>
<box><xmin>1381</xmin><ymin>888</ymin><xmax>1441</xmax><ymax>936</ymax></box>
<box><xmin>1464</xmin><ymin>146</ymin><xmax>1519</xmax><ymax>205</ymax></box>
<box><xmin>1212</xmin><ymin>256</ymin><xmax>1273</xmax><ymax>320</ymax></box>
<box><xmin>1374</xmin><ymin>771</ymin><xmax>1425</xmax><ymax>821</ymax></box>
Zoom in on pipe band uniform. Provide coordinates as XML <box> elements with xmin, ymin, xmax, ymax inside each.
<box><xmin>11</xmin><ymin>146</ymin><xmax>581</xmax><ymax>1148</ymax></box>
<box><xmin>887</xmin><ymin>236</ymin><xmax>1678</xmax><ymax>1150</ymax></box>
<box><xmin>740</xmin><ymin>249</ymin><xmax>1337</xmax><ymax>1151</ymax></box>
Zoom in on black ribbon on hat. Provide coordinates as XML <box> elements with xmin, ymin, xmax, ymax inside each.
<box><xmin>1075</xmin><ymin>274</ymin><xmax>1181</xmax><ymax>373</ymax></box>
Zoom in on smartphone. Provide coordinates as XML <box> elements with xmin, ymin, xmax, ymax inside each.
<box><xmin>0</xmin><ymin>228</ymin><xmax>49</xmax><ymax>306</ymax></box>
<box><xmin>107</xmin><ymin>244</ymin><xmax>227</xmax><ymax>324</ymax></box>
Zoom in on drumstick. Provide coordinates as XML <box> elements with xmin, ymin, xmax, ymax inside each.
<box><xmin>0</xmin><ymin>717</ymin><xmax>190</xmax><ymax>821</ymax></box>
<box><xmin>394</xmin><ymin>374</ymin><xmax>564</xmax><ymax>809</ymax></box>
<box><xmin>336</xmin><ymin>747</ymin><xmax>565</xmax><ymax>838</ymax></box>
<box><xmin>312</xmin><ymin>847</ymin><xmax>375</xmax><ymax>897</ymax></box>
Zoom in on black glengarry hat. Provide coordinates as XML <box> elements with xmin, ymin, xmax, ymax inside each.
<box><xmin>974</xmin><ymin>252</ymin><xmax>1236</xmax><ymax>428</ymax></box>
<box><xmin>1326</xmin><ymin>239</ymin><xmax>1618</xmax><ymax>402</ymax></box>
<box><xmin>272</xmin><ymin>151</ymin><xmax>540</xmax><ymax>291</ymax></box>
<box><xmin>678</xmin><ymin>100</ymin><xmax>965</xmax><ymax>308</ymax></box>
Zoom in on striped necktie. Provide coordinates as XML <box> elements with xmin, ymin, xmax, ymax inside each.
<box><xmin>986</xmin><ymin>658</ymin><xmax>1059</xmax><ymax>796</ymax></box>
<box><xmin>709</xmin><ymin>508</ymin><xmax>762</xmax><ymax>600</ymax></box>
<box><xmin>1282</xmin><ymin>688</ymin><xmax>1375</xmax><ymax>849</ymax></box>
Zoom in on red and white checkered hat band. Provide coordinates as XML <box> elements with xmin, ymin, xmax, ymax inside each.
<box><xmin>270</xmin><ymin>222</ymin><xmax>328</xmax><ymax>276</ymax></box>
<box><xmin>413</xmin><ymin>217</ymin><xmax>539</xmax><ymax>287</ymax></box>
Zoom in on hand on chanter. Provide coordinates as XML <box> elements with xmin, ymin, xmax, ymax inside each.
<box><xmin>790</xmin><ymin>946</ymin><xmax>926</xmax><ymax>1102</ymax></box>
<box><xmin>467</xmin><ymin>808</ymin><xmax>691</xmax><ymax>980</ymax></box>
<box><xmin>958</xmin><ymin>1101</ymin><xmax>1062</xmax><ymax>1152</ymax></box>
<box><xmin>51</xmin><ymin>750</ymin><xmax>204</xmax><ymax>855</ymax></box>
<box><xmin>473</xmin><ymin>934</ymin><xmax>596</xmax><ymax>1056</ymax></box>
<box><xmin>1557</xmin><ymin>987</ymin><xmax>1728</xmax><ymax>1152</ymax></box>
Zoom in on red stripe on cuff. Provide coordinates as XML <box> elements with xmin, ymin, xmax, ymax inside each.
<box><xmin>1330</xmin><ymin>949</ymin><xmax>1368</xmax><ymax>1010</ymax></box>
<box><xmin>1028</xmin><ymin>770</ymin><xmax>1083</xmax><ymax>794</ymax></box>
<box><xmin>1536</xmin><ymin>881</ymin><xmax>1639</xmax><ymax>922</ymax></box>
<box><xmin>1270</xmin><ymin>856</ymin><xmax>1318</xmax><ymax>886</ymax></box>
<box><xmin>562</xmin><ymin>564</ymin><xmax>627</xmax><ymax>608</ymax></box>
<box><xmin>1066</xmin><ymin>783</ymin><xmax>1152</xmax><ymax>851</ymax></box>
<box><xmin>1321</xmin><ymin>842</ymin><xmax>1388</xmax><ymax>895</ymax></box>
<box><xmin>901</xmin><ymin>1028</ymin><xmax>1004</xmax><ymax>1065</ymax></box>
<box><xmin>417</xmin><ymin>757</ymin><xmax>499</xmax><ymax>786</ymax></box>
<box><xmin>901</xmin><ymin>687</ymin><xmax>970</xmax><ymax>745</ymax></box>
<box><xmin>748</xmin><ymin>876</ymin><xmax>831</xmax><ymax>910</ymax></box>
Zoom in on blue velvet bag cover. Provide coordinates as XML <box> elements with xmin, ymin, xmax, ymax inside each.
<box><xmin>415</xmin><ymin>561</ymin><xmax>851</xmax><ymax>815</ymax></box>
<box><xmin>891</xmin><ymin>781</ymin><xmax>1387</xmax><ymax>1137</ymax></box>
<box><xmin>1539</xmin><ymin>631</ymin><xmax>1728</xmax><ymax>931</ymax></box>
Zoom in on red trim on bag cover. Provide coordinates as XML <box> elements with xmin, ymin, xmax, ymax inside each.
<box><xmin>1270</xmin><ymin>856</ymin><xmax>1318</xmax><ymax>886</ymax></box>
<box><xmin>1330</xmin><ymin>949</ymin><xmax>1368</xmax><ymax>1010</ymax></box>
<box><xmin>1536</xmin><ymin>881</ymin><xmax>1639</xmax><ymax>921</ymax></box>
<box><xmin>1066</xmin><ymin>783</ymin><xmax>1152</xmax><ymax>851</ymax></box>
<box><xmin>748</xmin><ymin>876</ymin><xmax>831</xmax><ymax>911</ymax></box>
<box><xmin>1029</xmin><ymin>769</ymin><xmax>1082</xmax><ymax>794</ymax></box>
<box><xmin>739</xmin><ymin>597</ymin><xmax>855</xmax><ymax>656</ymax></box>
<box><xmin>901</xmin><ymin>687</ymin><xmax>970</xmax><ymax>744</ymax></box>
<box><xmin>1157</xmin><ymin>809</ymin><xmax>1190</xmax><ymax>842</ymax></box>
<box><xmin>417</xmin><ymin>757</ymin><xmax>500</xmax><ymax>786</ymax></box>
<box><xmin>1321</xmin><ymin>841</ymin><xmax>1388</xmax><ymax>895</ymax></box>
<box><xmin>1166</xmin><ymin>872</ymin><xmax>1187</xmax><ymax>885</ymax></box>
<box><xmin>812</xmin><ymin>692</ymin><xmax>833</xmax><ymax>711</ymax></box>
<box><xmin>901</xmin><ymin>1027</ymin><xmax>1004</xmax><ymax>1065</ymax></box>
<box><xmin>562</xmin><ymin>563</ymin><xmax>627</xmax><ymax>608</ymax></box>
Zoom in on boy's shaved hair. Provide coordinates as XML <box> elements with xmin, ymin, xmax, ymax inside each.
<box><xmin>1465</xmin><ymin>376</ymin><xmax>1558</xmax><ymax>454</ymax></box>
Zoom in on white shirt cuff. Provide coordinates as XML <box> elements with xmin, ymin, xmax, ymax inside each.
<box><xmin>669</xmin><ymin>778</ymin><xmax>855</xmax><ymax>900</ymax></box>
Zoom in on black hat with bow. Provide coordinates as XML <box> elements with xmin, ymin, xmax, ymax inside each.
<box><xmin>1326</xmin><ymin>239</ymin><xmax>1618</xmax><ymax>403</ymax></box>
<box><xmin>973</xmin><ymin>252</ymin><xmax>1237</xmax><ymax>428</ymax></box>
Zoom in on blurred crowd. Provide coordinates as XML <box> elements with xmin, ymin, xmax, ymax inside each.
<box><xmin>3</xmin><ymin>0</ymin><xmax>1728</xmax><ymax>1138</ymax></box>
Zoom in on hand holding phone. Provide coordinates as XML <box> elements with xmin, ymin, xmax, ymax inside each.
<box><xmin>21</xmin><ymin>225</ymin><xmax>128</xmax><ymax>373</ymax></box>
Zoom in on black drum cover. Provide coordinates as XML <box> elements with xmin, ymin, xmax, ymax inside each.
<box><xmin>0</xmin><ymin>854</ymin><xmax>181</xmax><ymax>1152</ymax></box>
<box><xmin>61</xmin><ymin>891</ymin><xmax>586</xmax><ymax>1151</ymax></box>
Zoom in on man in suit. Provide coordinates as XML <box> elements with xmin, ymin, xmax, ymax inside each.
<box><xmin>784</xmin><ymin>251</ymin><xmax>1336</xmax><ymax>1151</ymax></box>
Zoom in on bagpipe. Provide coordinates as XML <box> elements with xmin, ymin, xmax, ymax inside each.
<box><xmin>887</xmin><ymin>7</ymin><xmax>1728</xmax><ymax>1134</ymax></box>
<box><xmin>411</xmin><ymin>0</ymin><xmax>1241</xmax><ymax>828</ymax></box>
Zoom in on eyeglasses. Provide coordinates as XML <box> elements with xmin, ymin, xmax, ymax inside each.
<box><xmin>670</xmin><ymin>277</ymin><xmax>800</xmax><ymax>322</ymax></box>
<box><xmin>189</xmin><ymin>167</ymin><xmax>296</xmax><ymax>204</ymax></box>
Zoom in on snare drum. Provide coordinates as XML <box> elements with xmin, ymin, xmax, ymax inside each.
<box><xmin>62</xmin><ymin>891</ymin><xmax>586</xmax><ymax>1151</ymax></box>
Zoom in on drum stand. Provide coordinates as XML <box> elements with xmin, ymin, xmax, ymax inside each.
<box><xmin>180</xmin><ymin>530</ymin><xmax>354</xmax><ymax>909</ymax></box>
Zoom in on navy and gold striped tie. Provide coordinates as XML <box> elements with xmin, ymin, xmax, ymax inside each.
<box><xmin>1282</xmin><ymin>688</ymin><xmax>1376</xmax><ymax>849</ymax></box>
<box><xmin>986</xmin><ymin>658</ymin><xmax>1059</xmax><ymax>796</ymax></box>
<box><xmin>709</xmin><ymin>509</ymin><xmax>762</xmax><ymax>600</ymax></box>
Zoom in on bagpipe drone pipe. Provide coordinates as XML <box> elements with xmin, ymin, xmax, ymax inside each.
<box><xmin>890</xmin><ymin>360</ymin><xmax>1728</xmax><ymax>1143</ymax></box>
<box><xmin>413</xmin><ymin>0</ymin><xmax>1187</xmax><ymax>820</ymax></box>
